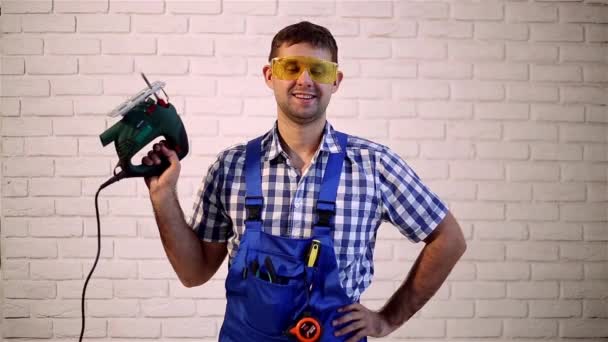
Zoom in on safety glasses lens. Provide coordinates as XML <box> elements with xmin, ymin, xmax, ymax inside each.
<box><xmin>272</xmin><ymin>57</ymin><xmax>337</xmax><ymax>84</ymax></box>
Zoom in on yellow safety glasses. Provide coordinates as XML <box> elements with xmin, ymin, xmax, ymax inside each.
<box><xmin>271</xmin><ymin>56</ymin><xmax>338</xmax><ymax>84</ymax></box>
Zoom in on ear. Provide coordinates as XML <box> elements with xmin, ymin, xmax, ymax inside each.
<box><xmin>263</xmin><ymin>65</ymin><xmax>273</xmax><ymax>89</ymax></box>
<box><xmin>331</xmin><ymin>70</ymin><xmax>344</xmax><ymax>94</ymax></box>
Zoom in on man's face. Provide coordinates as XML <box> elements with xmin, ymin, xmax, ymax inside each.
<box><xmin>263</xmin><ymin>42</ymin><xmax>343</xmax><ymax>125</ymax></box>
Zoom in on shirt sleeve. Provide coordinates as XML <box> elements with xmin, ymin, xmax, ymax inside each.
<box><xmin>378</xmin><ymin>146</ymin><xmax>448</xmax><ymax>243</ymax></box>
<box><xmin>188</xmin><ymin>155</ymin><xmax>233</xmax><ymax>242</ymax></box>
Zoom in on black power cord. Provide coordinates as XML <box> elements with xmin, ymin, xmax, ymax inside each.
<box><xmin>79</xmin><ymin>172</ymin><xmax>126</xmax><ymax>342</ymax></box>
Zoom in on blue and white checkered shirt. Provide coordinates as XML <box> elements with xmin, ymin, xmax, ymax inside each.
<box><xmin>190</xmin><ymin>121</ymin><xmax>448</xmax><ymax>301</ymax></box>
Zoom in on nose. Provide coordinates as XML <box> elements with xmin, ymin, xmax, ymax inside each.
<box><xmin>296</xmin><ymin>69</ymin><xmax>314</xmax><ymax>87</ymax></box>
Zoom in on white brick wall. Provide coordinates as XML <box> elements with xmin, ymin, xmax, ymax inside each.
<box><xmin>1</xmin><ymin>0</ymin><xmax>606</xmax><ymax>341</ymax></box>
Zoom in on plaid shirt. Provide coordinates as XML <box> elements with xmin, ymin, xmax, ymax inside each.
<box><xmin>189</xmin><ymin>121</ymin><xmax>448</xmax><ymax>301</ymax></box>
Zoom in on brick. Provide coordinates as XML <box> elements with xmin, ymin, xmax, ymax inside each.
<box><xmin>78</xmin><ymin>14</ymin><xmax>130</xmax><ymax>32</ymax></box>
<box><xmin>507</xmin><ymin>43</ymin><xmax>559</xmax><ymax>62</ymax></box>
<box><xmin>83</xmin><ymin>260</ymin><xmax>137</xmax><ymax>279</ymax></box>
<box><xmin>478</xmin><ymin>182</ymin><xmax>531</xmax><ymax>201</ymax></box>
<box><xmin>1</xmin><ymin>98</ymin><xmax>20</xmax><ymax>116</ymax></box>
<box><xmin>167</xmin><ymin>0</ymin><xmax>221</xmax><ymax>14</ymax></box>
<box><xmin>87</xmin><ymin>299</ymin><xmax>138</xmax><ymax>317</ymax></box>
<box><xmin>29</xmin><ymin>217</ymin><xmax>83</xmax><ymax>237</ymax></box>
<box><xmin>532</xmin><ymin>24</ymin><xmax>584</xmax><ymax>42</ymax></box>
<box><xmin>507</xmin><ymin>203</ymin><xmax>559</xmax><ymax>221</ymax></box>
<box><xmin>533</xmin><ymin>183</ymin><xmax>586</xmax><ymax>201</ymax></box>
<box><xmin>508</xmin><ymin>84</ymin><xmax>559</xmax><ymax>102</ymax></box>
<box><xmin>58</xmin><ymin>279</ymin><xmax>112</xmax><ymax>299</ymax></box>
<box><xmin>560</xmin><ymin>319</ymin><xmax>608</xmax><ymax>337</ymax></box>
<box><xmin>448</xmin><ymin>121</ymin><xmax>502</xmax><ymax>140</ymax></box>
<box><xmin>452</xmin><ymin>81</ymin><xmax>504</xmax><ymax>100</ymax></box>
<box><xmin>504</xmin><ymin>319</ymin><xmax>558</xmax><ymax>337</ymax></box>
<box><xmin>450</xmin><ymin>161</ymin><xmax>504</xmax><ymax>180</ymax></box>
<box><xmin>478</xmin><ymin>262</ymin><xmax>530</xmax><ymax>280</ymax></box>
<box><xmin>584</xmin><ymin>223</ymin><xmax>608</xmax><ymax>241</ymax></box>
<box><xmin>586</xmin><ymin>24</ymin><xmax>608</xmax><ymax>42</ymax></box>
<box><xmin>197</xmin><ymin>299</ymin><xmax>226</xmax><ymax>316</ymax></box>
<box><xmin>447</xmin><ymin>318</ymin><xmax>501</xmax><ymax>337</ymax></box>
<box><xmin>215</xmin><ymin>37</ymin><xmax>269</xmax><ymax>57</ymax></box>
<box><xmin>102</xmin><ymin>37</ymin><xmax>156</xmax><ymax>54</ymax></box>
<box><xmin>135</xmin><ymin>56</ymin><xmax>188</xmax><ymax>75</ymax></box>
<box><xmin>56</xmin><ymin>195</ymin><xmax>107</xmax><ymax>216</ymax></box>
<box><xmin>139</xmin><ymin>260</ymin><xmax>177</xmax><ymax>279</ymax></box>
<box><xmin>560</xmin><ymin>4</ymin><xmax>608</xmax><ymax>23</ymax></box>
<box><xmin>475</xmin><ymin>102</ymin><xmax>529</xmax><ymax>120</ymax></box>
<box><xmin>54</xmin><ymin>0</ymin><xmax>109</xmax><ymax>13</ymax></box>
<box><xmin>332</xmin><ymin>119</ymin><xmax>387</xmax><ymax>139</ymax></box>
<box><xmin>476</xmin><ymin>142</ymin><xmax>529</xmax><ymax>160</ymax></box>
<box><xmin>4</xmin><ymin>299</ymin><xmax>30</xmax><ymax>317</ymax></box>
<box><xmin>31</xmin><ymin>261</ymin><xmax>82</xmax><ymax>280</ymax></box>
<box><xmin>419</xmin><ymin>300</ymin><xmax>474</xmax><ymax>318</ymax></box>
<box><xmin>338</xmin><ymin>79</ymin><xmax>392</xmax><ymax>99</ymax></box>
<box><xmin>80</xmin><ymin>56</ymin><xmax>133</xmax><ymax>74</ymax></box>
<box><xmin>341</xmin><ymin>38</ymin><xmax>392</xmax><ymax>58</ymax></box>
<box><xmin>3</xmin><ymin>177</ymin><xmax>27</xmax><ymax>196</ymax></box>
<box><xmin>134</xmin><ymin>15</ymin><xmax>187</xmax><ymax>33</ymax></box>
<box><xmin>531</xmin><ymin>143</ymin><xmax>583</xmax><ymax>161</ymax></box>
<box><xmin>586</xmin><ymin>105</ymin><xmax>607</xmax><ymax>123</ymax></box>
<box><xmin>59</xmin><ymin>239</ymin><xmax>113</xmax><ymax>258</ymax></box>
<box><xmin>396</xmin><ymin>1</ymin><xmax>448</xmax><ymax>18</ymax></box>
<box><xmin>585</xmin><ymin>263</ymin><xmax>608</xmax><ymax>279</ymax></box>
<box><xmin>395</xmin><ymin>40</ymin><xmax>447</xmax><ymax>59</ymax></box>
<box><xmin>475</xmin><ymin>63</ymin><xmax>528</xmax><ymax>81</ymax></box>
<box><xmin>532</xmin><ymin>262</ymin><xmax>583</xmax><ymax>280</ymax></box>
<box><xmin>3</xmin><ymin>158</ymin><xmax>54</xmax><ymax>178</ymax></box>
<box><xmin>52</xmin><ymin>78</ymin><xmax>103</xmax><ymax>95</ymax></box>
<box><xmin>507</xmin><ymin>3</ymin><xmax>558</xmax><ymax>22</ymax></box>
<box><xmin>23</xmin><ymin>15</ymin><xmax>75</xmax><ymax>33</ymax></box>
<box><xmin>2</xmin><ymin>78</ymin><xmax>50</xmax><ymax>96</ymax></box>
<box><xmin>561</xmin><ymin>124</ymin><xmax>607</xmax><ymax>142</ymax></box>
<box><xmin>394</xmin><ymin>80</ymin><xmax>449</xmax><ymax>100</ymax></box>
<box><xmin>451</xmin><ymin>202</ymin><xmax>504</xmax><ymax>220</ymax></box>
<box><xmin>141</xmin><ymin>298</ymin><xmax>196</xmax><ymax>317</ymax></box>
<box><xmin>110</xmin><ymin>0</ymin><xmax>164</xmax><ymax>13</ymax></box>
<box><xmin>531</xmin><ymin>64</ymin><xmax>582</xmax><ymax>82</ymax></box>
<box><xmin>163</xmin><ymin>318</ymin><xmax>217</xmax><ymax>338</ymax></box>
<box><xmin>27</xmin><ymin>56</ymin><xmax>78</xmax><ymax>75</ymax></box>
<box><xmin>588</xmin><ymin>182</ymin><xmax>608</xmax><ymax>201</ymax></box>
<box><xmin>561</xmin><ymin>243</ymin><xmax>607</xmax><ymax>260</ymax></box>
<box><xmin>45</xmin><ymin>38</ymin><xmax>99</xmax><ymax>55</ymax></box>
<box><xmin>406</xmin><ymin>160</ymin><xmax>448</xmax><ymax>180</ymax></box>
<box><xmin>361</xmin><ymin>60</ymin><xmax>417</xmax><ymax>78</ymax></box>
<box><xmin>21</xmin><ymin>98</ymin><xmax>73</xmax><ymax>116</ymax></box>
<box><xmin>54</xmin><ymin>318</ymin><xmax>106</xmax><ymax>338</ymax></box>
<box><xmin>420</xmin><ymin>141</ymin><xmax>474</xmax><ymax>159</ymax></box>
<box><xmin>337</xmin><ymin>1</ymin><xmax>392</xmax><ymax>17</ymax></box>
<box><xmin>2</xmin><ymin>38</ymin><xmax>43</xmax><ymax>55</ymax></box>
<box><xmin>426</xmin><ymin>180</ymin><xmax>476</xmax><ymax>200</ymax></box>
<box><xmin>361</xmin><ymin>20</ymin><xmax>417</xmax><ymax>39</ymax></box>
<box><xmin>391</xmin><ymin>318</ymin><xmax>446</xmax><ymax>337</ymax></box>
<box><xmin>5</xmin><ymin>280</ymin><xmax>56</xmax><ymax>299</ymax></box>
<box><xmin>562</xmin><ymin>281</ymin><xmax>608</xmax><ymax>299</ymax></box>
<box><xmin>504</xmin><ymin>122</ymin><xmax>558</xmax><ymax>141</ymax></box>
<box><xmin>191</xmin><ymin>57</ymin><xmax>246</xmax><ymax>75</ymax></box>
<box><xmin>532</xmin><ymin>104</ymin><xmax>585</xmax><ymax>122</ymax></box>
<box><xmin>477</xmin><ymin>299</ymin><xmax>527</xmax><ymax>317</ymax></box>
<box><xmin>508</xmin><ymin>281</ymin><xmax>559</xmax><ymax>299</ymax></box>
<box><xmin>530</xmin><ymin>299</ymin><xmax>582</xmax><ymax>317</ymax></box>
<box><xmin>31</xmin><ymin>299</ymin><xmax>80</xmax><ymax>318</ymax></box>
<box><xmin>562</xmin><ymin>203</ymin><xmax>607</xmax><ymax>222</ymax></box>
<box><xmin>452</xmin><ymin>2</ymin><xmax>503</xmax><ymax>20</ymax></box>
<box><xmin>419</xmin><ymin>102</ymin><xmax>472</xmax><ymax>119</ymax></box>
<box><xmin>1</xmin><ymin>57</ymin><xmax>25</xmax><ymax>75</ymax></box>
<box><xmin>53</xmin><ymin>117</ymin><xmax>106</xmax><ymax>136</ymax></box>
<box><xmin>191</xmin><ymin>15</ymin><xmax>245</xmax><ymax>33</ymax></box>
<box><xmin>476</xmin><ymin>23</ymin><xmax>529</xmax><ymax>41</ymax></box>
<box><xmin>561</xmin><ymin>45</ymin><xmax>607</xmax><ymax>62</ymax></box>
<box><xmin>359</xmin><ymin>100</ymin><xmax>415</xmax><ymax>118</ymax></box>
<box><xmin>420</xmin><ymin>20</ymin><xmax>472</xmax><ymax>38</ymax></box>
<box><xmin>108</xmin><ymin>318</ymin><xmax>161</xmax><ymax>338</ymax></box>
<box><xmin>279</xmin><ymin>1</ymin><xmax>334</xmax><ymax>16</ymax></box>
<box><xmin>475</xmin><ymin>221</ymin><xmax>527</xmax><ymax>240</ymax></box>
<box><xmin>419</xmin><ymin>62</ymin><xmax>472</xmax><ymax>79</ymax></box>
<box><xmin>3</xmin><ymin>0</ymin><xmax>52</xmax><ymax>13</ymax></box>
<box><xmin>561</xmin><ymin>163</ymin><xmax>606</xmax><ymax>182</ymax></box>
<box><xmin>449</xmin><ymin>42</ymin><xmax>504</xmax><ymax>61</ymax></box>
<box><xmin>2</xmin><ymin>15</ymin><xmax>21</xmax><ymax>33</ymax></box>
<box><xmin>115</xmin><ymin>239</ymin><xmax>165</xmax><ymax>259</ymax></box>
<box><xmin>453</xmin><ymin>281</ymin><xmax>505</xmax><ymax>299</ymax></box>
<box><xmin>2</xmin><ymin>118</ymin><xmax>52</xmax><ymax>136</ymax></box>
<box><xmin>3</xmin><ymin>238</ymin><xmax>57</xmax><ymax>258</ymax></box>
<box><xmin>3</xmin><ymin>319</ymin><xmax>52</xmax><ymax>338</ymax></box>
<box><xmin>310</xmin><ymin>18</ymin><xmax>360</xmax><ymax>37</ymax></box>
<box><xmin>389</xmin><ymin>119</ymin><xmax>444</xmax><ymax>139</ymax></box>
<box><xmin>114</xmin><ymin>280</ymin><xmax>168</xmax><ymax>298</ymax></box>
<box><xmin>584</xmin><ymin>300</ymin><xmax>608</xmax><ymax>317</ymax></box>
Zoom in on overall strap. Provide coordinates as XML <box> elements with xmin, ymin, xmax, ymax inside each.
<box><xmin>244</xmin><ymin>135</ymin><xmax>264</xmax><ymax>233</ymax></box>
<box><xmin>314</xmin><ymin>131</ymin><xmax>348</xmax><ymax>236</ymax></box>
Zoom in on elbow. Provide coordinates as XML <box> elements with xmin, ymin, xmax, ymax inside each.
<box><xmin>178</xmin><ymin>275</ymin><xmax>208</xmax><ymax>288</ymax></box>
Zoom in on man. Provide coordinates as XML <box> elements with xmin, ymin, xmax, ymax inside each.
<box><xmin>143</xmin><ymin>21</ymin><xmax>466</xmax><ymax>342</ymax></box>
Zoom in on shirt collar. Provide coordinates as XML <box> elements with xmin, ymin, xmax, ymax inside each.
<box><xmin>263</xmin><ymin>120</ymin><xmax>343</xmax><ymax>162</ymax></box>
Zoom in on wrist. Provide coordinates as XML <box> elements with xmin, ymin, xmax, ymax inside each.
<box><xmin>150</xmin><ymin>186</ymin><xmax>177</xmax><ymax>203</ymax></box>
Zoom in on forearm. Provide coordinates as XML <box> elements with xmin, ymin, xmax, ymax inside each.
<box><xmin>379</xmin><ymin>213</ymin><xmax>466</xmax><ymax>329</ymax></box>
<box><xmin>150</xmin><ymin>188</ymin><xmax>207</xmax><ymax>287</ymax></box>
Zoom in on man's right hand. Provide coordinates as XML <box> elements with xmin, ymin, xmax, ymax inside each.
<box><xmin>142</xmin><ymin>140</ymin><xmax>181</xmax><ymax>196</ymax></box>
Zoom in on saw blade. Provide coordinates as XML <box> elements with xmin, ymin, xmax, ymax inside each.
<box><xmin>108</xmin><ymin>80</ymin><xmax>166</xmax><ymax>117</ymax></box>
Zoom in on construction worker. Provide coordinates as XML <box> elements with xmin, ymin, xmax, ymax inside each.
<box><xmin>143</xmin><ymin>21</ymin><xmax>466</xmax><ymax>342</ymax></box>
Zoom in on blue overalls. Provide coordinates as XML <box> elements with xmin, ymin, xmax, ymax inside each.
<box><xmin>219</xmin><ymin>131</ymin><xmax>366</xmax><ymax>342</ymax></box>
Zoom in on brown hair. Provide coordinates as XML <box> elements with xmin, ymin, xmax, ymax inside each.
<box><xmin>268</xmin><ymin>21</ymin><xmax>338</xmax><ymax>63</ymax></box>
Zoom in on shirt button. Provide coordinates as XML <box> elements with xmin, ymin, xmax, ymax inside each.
<box><xmin>294</xmin><ymin>200</ymin><xmax>301</xmax><ymax>208</ymax></box>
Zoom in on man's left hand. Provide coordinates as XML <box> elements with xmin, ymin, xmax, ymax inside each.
<box><xmin>332</xmin><ymin>303</ymin><xmax>396</xmax><ymax>342</ymax></box>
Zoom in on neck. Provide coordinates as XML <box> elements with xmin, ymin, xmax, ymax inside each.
<box><xmin>276</xmin><ymin>115</ymin><xmax>326</xmax><ymax>161</ymax></box>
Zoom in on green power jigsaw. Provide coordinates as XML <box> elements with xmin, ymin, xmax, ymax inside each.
<box><xmin>99</xmin><ymin>73</ymin><xmax>189</xmax><ymax>184</ymax></box>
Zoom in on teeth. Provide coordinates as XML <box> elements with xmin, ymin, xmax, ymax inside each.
<box><xmin>294</xmin><ymin>94</ymin><xmax>314</xmax><ymax>99</ymax></box>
